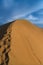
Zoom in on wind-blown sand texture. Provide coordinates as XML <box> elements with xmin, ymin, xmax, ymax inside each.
<box><xmin>0</xmin><ymin>22</ymin><xmax>12</xmax><ymax>65</ymax></box>
<box><xmin>0</xmin><ymin>20</ymin><xmax>43</xmax><ymax>65</ymax></box>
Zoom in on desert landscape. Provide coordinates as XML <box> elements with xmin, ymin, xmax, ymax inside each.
<box><xmin>0</xmin><ymin>20</ymin><xmax>43</xmax><ymax>65</ymax></box>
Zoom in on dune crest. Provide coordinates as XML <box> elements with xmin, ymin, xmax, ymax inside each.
<box><xmin>0</xmin><ymin>20</ymin><xmax>43</xmax><ymax>65</ymax></box>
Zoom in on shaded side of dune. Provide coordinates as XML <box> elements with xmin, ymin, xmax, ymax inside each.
<box><xmin>0</xmin><ymin>21</ymin><xmax>13</xmax><ymax>65</ymax></box>
<box><xmin>0</xmin><ymin>22</ymin><xmax>12</xmax><ymax>40</ymax></box>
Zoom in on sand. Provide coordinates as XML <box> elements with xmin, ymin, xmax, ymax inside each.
<box><xmin>0</xmin><ymin>20</ymin><xmax>43</xmax><ymax>65</ymax></box>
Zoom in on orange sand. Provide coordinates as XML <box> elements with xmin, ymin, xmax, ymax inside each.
<box><xmin>0</xmin><ymin>20</ymin><xmax>43</xmax><ymax>65</ymax></box>
<box><xmin>9</xmin><ymin>20</ymin><xmax>43</xmax><ymax>65</ymax></box>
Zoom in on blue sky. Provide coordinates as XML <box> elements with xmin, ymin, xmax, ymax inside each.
<box><xmin>0</xmin><ymin>0</ymin><xmax>43</xmax><ymax>28</ymax></box>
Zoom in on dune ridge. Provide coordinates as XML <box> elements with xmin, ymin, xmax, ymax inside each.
<box><xmin>0</xmin><ymin>20</ymin><xmax>43</xmax><ymax>65</ymax></box>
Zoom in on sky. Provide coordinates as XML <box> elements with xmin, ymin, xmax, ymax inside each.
<box><xmin>0</xmin><ymin>0</ymin><xmax>43</xmax><ymax>28</ymax></box>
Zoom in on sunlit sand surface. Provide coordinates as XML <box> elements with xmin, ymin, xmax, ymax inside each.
<box><xmin>0</xmin><ymin>20</ymin><xmax>43</xmax><ymax>65</ymax></box>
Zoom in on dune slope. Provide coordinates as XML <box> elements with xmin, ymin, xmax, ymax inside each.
<box><xmin>9</xmin><ymin>20</ymin><xmax>43</xmax><ymax>65</ymax></box>
<box><xmin>0</xmin><ymin>22</ymin><xmax>12</xmax><ymax>65</ymax></box>
<box><xmin>0</xmin><ymin>20</ymin><xmax>43</xmax><ymax>65</ymax></box>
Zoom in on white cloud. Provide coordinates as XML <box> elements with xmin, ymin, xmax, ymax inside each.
<box><xmin>7</xmin><ymin>15</ymin><xmax>23</xmax><ymax>22</ymax></box>
<box><xmin>7</xmin><ymin>12</ymin><xmax>29</xmax><ymax>22</ymax></box>
<box><xmin>6</xmin><ymin>13</ymin><xmax>43</xmax><ymax>24</ymax></box>
<box><xmin>25</xmin><ymin>15</ymin><xmax>43</xmax><ymax>24</ymax></box>
<box><xmin>32</xmin><ymin>21</ymin><xmax>43</xmax><ymax>24</ymax></box>
<box><xmin>26</xmin><ymin>15</ymin><xmax>38</xmax><ymax>20</ymax></box>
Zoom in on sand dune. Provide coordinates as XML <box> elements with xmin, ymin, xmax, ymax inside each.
<box><xmin>0</xmin><ymin>20</ymin><xmax>43</xmax><ymax>65</ymax></box>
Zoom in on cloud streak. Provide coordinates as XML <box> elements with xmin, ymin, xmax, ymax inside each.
<box><xmin>0</xmin><ymin>0</ymin><xmax>43</xmax><ymax>27</ymax></box>
<box><xmin>26</xmin><ymin>15</ymin><xmax>38</xmax><ymax>21</ymax></box>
